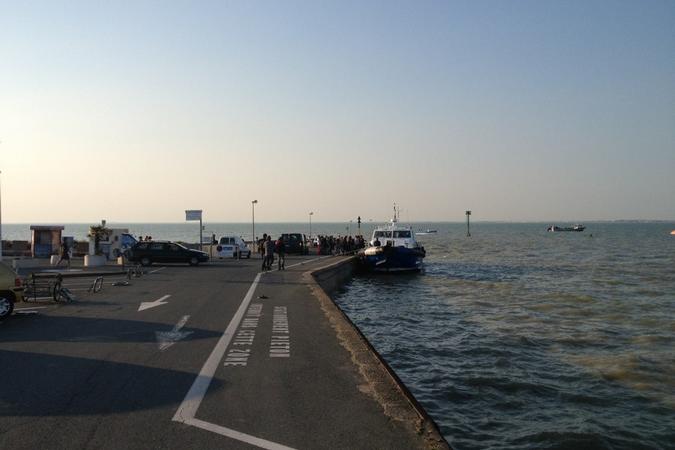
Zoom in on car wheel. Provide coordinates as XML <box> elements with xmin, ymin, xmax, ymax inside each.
<box><xmin>0</xmin><ymin>295</ymin><xmax>14</xmax><ymax>319</ymax></box>
<box><xmin>140</xmin><ymin>257</ymin><xmax>152</xmax><ymax>267</ymax></box>
<box><xmin>189</xmin><ymin>257</ymin><xmax>199</xmax><ymax>266</ymax></box>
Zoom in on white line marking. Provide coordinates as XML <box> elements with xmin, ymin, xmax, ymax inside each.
<box><xmin>273</xmin><ymin>255</ymin><xmax>332</xmax><ymax>272</ymax></box>
<box><xmin>14</xmin><ymin>306</ymin><xmax>49</xmax><ymax>311</ymax></box>
<box><xmin>186</xmin><ymin>418</ymin><xmax>296</xmax><ymax>450</ymax></box>
<box><xmin>149</xmin><ymin>267</ymin><xmax>166</xmax><ymax>274</ymax></box>
<box><xmin>172</xmin><ymin>255</ymin><xmax>329</xmax><ymax>448</ymax></box>
<box><xmin>173</xmin><ymin>272</ymin><xmax>261</xmax><ymax>422</ymax></box>
<box><xmin>62</xmin><ymin>278</ymin><xmax>127</xmax><ymax>286</ymax></box>
<box><xmin>138</xmin><ymin>294</ymin><xmax>171</xmax><ymax>312</ymax></box>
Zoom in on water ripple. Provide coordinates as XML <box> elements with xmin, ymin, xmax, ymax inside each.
<box><xmin>335</xmin><ymin>223</ymin><xmax>675</xmax><ymax>450</ymax></box>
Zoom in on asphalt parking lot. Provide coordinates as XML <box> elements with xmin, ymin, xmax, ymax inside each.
<box><xmin>0</xmin><ymin>256</ymin><xmax>441</xmax><ymax>450</ymax></box>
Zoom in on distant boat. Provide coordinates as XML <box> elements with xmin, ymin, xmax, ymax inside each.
<box><xmin>548</xmin><ymin>224</ymin><xmax>585</xmax><ymax>232</ymax></box>
<box><xmin>416</xmin><ymin>229</ymin><xmax>437</xmax><ymax>235</ymax></box>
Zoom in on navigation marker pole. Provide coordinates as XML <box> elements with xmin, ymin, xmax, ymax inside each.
<box><xmin>466</xmin><ymin>210</ymin><xmax>471</xmax><ymax>237</ymax></box>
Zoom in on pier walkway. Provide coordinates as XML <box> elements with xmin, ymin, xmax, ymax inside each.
<box><xmin>0</xmin><ymin>255</ymin><xmax>448</xmax><ymax>449</ymax></box>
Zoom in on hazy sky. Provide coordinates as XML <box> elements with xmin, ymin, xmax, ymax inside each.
<box><xmin>1</xmin><ymin>0</ymin><xmax>673</xmax><ymax>223</ymax></box>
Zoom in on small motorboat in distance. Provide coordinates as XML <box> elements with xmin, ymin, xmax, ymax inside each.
<box><xmin>416</xmin><ymin>229</ymin><xmax>437</xmax><ymax>235</ymax></box>
<box><xmin>548</xmin><ymin>224</ymin><xmax>586</xmax><ymax>232</ymax></box>
<box><xmin>359</xmin><ymin>207</ymin><xmax>426</xmax><ymax>273</ymax></box>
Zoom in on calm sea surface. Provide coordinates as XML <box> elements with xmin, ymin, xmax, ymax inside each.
<box><xmin>334</xmin><ymin>223</ymin><xmax>675</xmax><ymax>450</ymax></box>
<box><xmin>4</xmin><ymin>222</ymin><xmax>674</xmax><ymax>449</ymax></box>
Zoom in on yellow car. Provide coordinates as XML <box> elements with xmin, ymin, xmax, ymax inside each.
<box><xmin>0</xmin><ymin>262</ymin><xmax>24</xmax><ymax>319</ymax></box>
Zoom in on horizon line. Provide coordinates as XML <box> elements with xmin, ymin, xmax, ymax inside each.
<box><xmin>2</xmin><ymin>219</ymin><xmax>674</xmax><ymax>225</ymax></box>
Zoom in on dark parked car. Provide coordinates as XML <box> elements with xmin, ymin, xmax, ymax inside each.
<box><xmin>126</xmin><ymin>241</ymin><xmax>209</xmax><ymax>266</ymax></box>
<box><xmin>280</xmin><ymin>233</ymin><xmax>308</xmax><ymax>255</ymax></box>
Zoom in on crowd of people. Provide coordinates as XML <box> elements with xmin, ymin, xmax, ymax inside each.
<box><xmin>313</xmin><ymin>235</ymin><xmax>366</xmax><ymax>255</ymax></box>
<box><xmin>255</xmin><ymin>233</ymin><xmax>367</xmax><ymax>271</ymax></box>
<box><xmin>257</xmin><ymin>234</ymin><xmax>285</xmax><ymax>271</ymax></box>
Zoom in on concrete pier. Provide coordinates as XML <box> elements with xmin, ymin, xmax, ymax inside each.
<box><xmin>0</xmin><ymin>255</ymin><xmax>449</xmax><ymax>449</ymax></box>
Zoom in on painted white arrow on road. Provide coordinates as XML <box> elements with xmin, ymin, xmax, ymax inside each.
<box><xmin>156</xmin><ymin>315</ymin><xmax>193</xmax><ymax>351</ymax></box>
<box><xmin>138</xmin><ymin>294</ymin><xmax>171</xmax><ymax>312</ymax></box>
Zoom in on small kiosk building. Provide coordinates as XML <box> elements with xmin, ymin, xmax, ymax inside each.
<box><xmin>30</xmin><ymin>225</ymin><xmax>65</xmax><ymax>258</ymax></box>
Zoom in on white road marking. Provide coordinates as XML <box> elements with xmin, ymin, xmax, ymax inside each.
<box><xmin>156</xmin><ymin>315</ymin><xmax>193</xmax><ymax>351</ymax></box>
<box><xmin>61</xmin><ymin>278</ymin><xmax>127</xmax><ymax>286</ymax></box>
<box><xmin>173</xmin><ymin>272</ymin><xmax>261</xmax><ymax>421</ymax></box>
<box><xmin>149</xmin><ymin>267</ymin><xmax>166</xmax><ymax>274</ymax></box>
<box><xmin>273</xmin><ymin>255</ymin><xmax>332</xmax><ymax>272</ymax></box>
<box><xmin>172</xmin><ymin>255</ymin><xmax>328</xmax><ymax>449</ymax></box>
<box><xmin>186</xmin><ymin>418</ymin><xmax>295</xmax><ymax>450</ymax></box>
<box><xmin>138</xmin><ymin>294</ymin><xmax>171</xmax><ymax>312</ymax></box>
<box><xmin>14</xmin><ymin>306</ymin><xmax>49</xmax><ymax>311</ymax></box>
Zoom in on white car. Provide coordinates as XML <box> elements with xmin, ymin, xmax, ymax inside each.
<box><xmin>216</xmin><ymin>236</ymin><xmax>251</xmax><ymax>259</ymax></box>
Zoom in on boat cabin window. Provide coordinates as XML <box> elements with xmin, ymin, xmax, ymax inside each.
<box><xmin>374</xmin><ymin>231</ymin><xmax>392</xmax><ymax>238</ymax></box>
<box><xmin>393</xmin><ymin>230</ymin><xmax>411</xmax><ymax>238</ymax></box>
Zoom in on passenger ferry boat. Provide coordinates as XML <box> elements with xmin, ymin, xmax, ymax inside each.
<box><xmin>358</xmin><ymin>208</ymin><xmax>426</xmax><ymax>272</ymax></box>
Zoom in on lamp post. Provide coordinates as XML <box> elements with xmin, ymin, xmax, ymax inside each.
<box><xmin>309</xmin><ymin>211</ymin><xmax>313</xmax><ymax>241</ymax></box>
<box><xmin>0</xmin><ymin>170</ymin><xmax>3</xmax><ymax>262</ymax></box>
<box><xmin>251</xmin><ymin>200</ymin><xmax>258</xmax><ymax>245</ymax></box>
<box><xmin>466</xmin><ymin>210</ymin><xmax>471</xmax><ymax>237</ymax></box>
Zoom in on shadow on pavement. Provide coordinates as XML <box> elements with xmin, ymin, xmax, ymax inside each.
<box><xmin>0</xmin><ymin>315</ymin><xmax>220</xmax><ymax>344</ymax></box>
<box><xmin>0</xmin><ymin>350</ymin><xmax>224</xmax><ymax>417</ymax></box>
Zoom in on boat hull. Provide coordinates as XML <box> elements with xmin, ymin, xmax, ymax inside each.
<box><xmin>359</xmin><ymin>246</ymin><xmax>425</xmax><ymax>273</ymax></box>
<box><xmin>548</xmin><ymin>226</ymin><xmax>585</xmax><ymax>232</ymax></box>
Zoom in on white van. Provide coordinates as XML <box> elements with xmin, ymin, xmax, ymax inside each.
<box><xmin>216</xmin><ymin>236</ymin><xmax>251</xmax><ymax>259</ymax></box>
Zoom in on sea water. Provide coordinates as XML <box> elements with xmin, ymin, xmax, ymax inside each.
<box><xmin>334</xmin><ymin>222</ymin><xmax>674</xmax><ymax>450</ymax></box>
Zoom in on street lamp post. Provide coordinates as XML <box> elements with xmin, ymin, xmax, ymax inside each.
<box><xmin>309</xmin><ymin>212</ymin><xmax>313</xmax><ymax>241</ymax></box>
<box><xmin>0</xmin><ymin>170</ymin><xmax>3</xmax><ymax>262</ymax></box>
<box><xmin>251</xmin><ymin>200</ymin><xmax>258</xmax><ymax>245</ymax></box>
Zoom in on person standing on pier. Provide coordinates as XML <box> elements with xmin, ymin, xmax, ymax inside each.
<box><xmin>275</xmin><ymin>236</ymin><xmax>286</xmax><ymax>270</ymax></box>
<box><xmin>259</xmin><ymin>233</ymin><xmax>267</xmax><ymax>260</ymax></box>
<box><xmin>264</xmin><ymin>235</ymin><xmax>275</xmax><ymax>270</ymax></box>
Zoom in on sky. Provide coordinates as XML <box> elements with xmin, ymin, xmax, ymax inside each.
<box><xmin>1</xmin><ymin>0</ymin><xmax>674</xmax><ymax>223</ymax></box>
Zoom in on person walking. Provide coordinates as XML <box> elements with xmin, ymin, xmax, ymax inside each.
<box><xmin>275</xmin><ymin>236</ymin><xmax>286</xmax><ymax>270</ymax></box>
<box><xmin>57</xmin><ymin>241</ymin><xmax>71</xmax><ymax>269</ymax></box>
